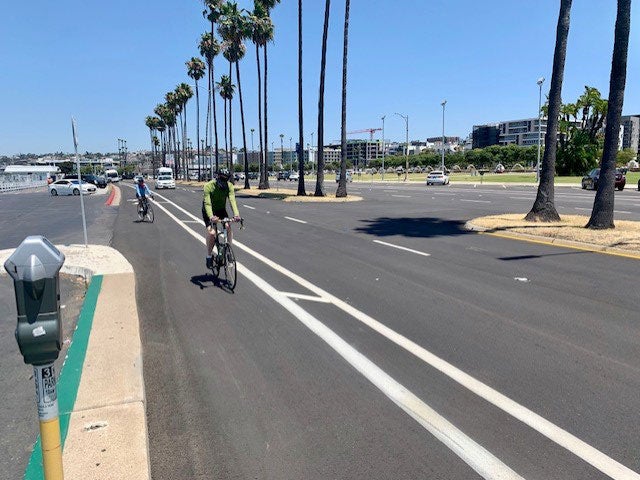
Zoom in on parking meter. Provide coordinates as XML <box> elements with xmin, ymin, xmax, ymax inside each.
<box><xmin>4</xmin><ymin>236</ymin><xmax>65</xmax><ymax>366</ymax></box>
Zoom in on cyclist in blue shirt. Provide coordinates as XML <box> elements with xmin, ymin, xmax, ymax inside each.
<box><xmin>135</xmin><ymin>177</ymin><xmax>153</xmax><ymax>214</ymax></box>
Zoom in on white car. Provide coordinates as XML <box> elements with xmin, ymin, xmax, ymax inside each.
<box><xmin>288</xmin><ymin>172</ymin><xmax>299</xmax><ymax>182</ymax></box>
<box><xmin>49</xmin><ymin>179</ymin><xmax>96</xmax><ymax>196</ymax></box>
<box><xmin>426</xmin><ymin>171</ymin><xmax>449</xmax><ymax>185</ymax></box>
<box><xmin>155</xmin><ymin>175</ymin><xmax>175</xmax><ymax>189</ymax></box>
<box><xmin>335</xmin><ymin>171</ymin><xmax>352</xmax><ymax>183</ymax></box>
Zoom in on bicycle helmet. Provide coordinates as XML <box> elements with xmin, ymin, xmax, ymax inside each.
<box><xmin>216</xmin><ymin>168</ymin><xmax>231</xmax><ymax>190</ymax></box>
<box><xmin>137</xmin><ymin>177</ymin><xmax>145</xmax><ymax>184</ymax></box>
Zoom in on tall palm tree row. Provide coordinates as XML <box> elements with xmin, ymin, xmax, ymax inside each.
<box><xmin>165</xmin><ymin>91</ymin><xmax>181</xmax><ymax>178</ymax></box>
<box><xmin>204</xmin><ymin>1</ymin><xmax>225</xmax><ymax>172</ymax></box>
<box><xmin>587</xmin><ymin>0</ymin><xmax>632</xmax><ymax>230</ymax></box>
<box><xmin>525</xmin><ymin>0</ymin><xmax>573</xmax><ymax>222</ymax></box>
<box><xmin>186</xmin><ymin>57</ymin><xmax>207</xmax><ymax>180</ymax></box>
<box><xmin>336</xmin><ymin>0</ymin><xmax>351</xmax><ymax>198</ymax></box>
<box><xmin>199</xmin><ymin>32</ymin><xmax>221</xmax><ymax>174</ymax></box>
<box><xmin>296</xmin><ymin>0</ymin><xmax>306</xmax><ymax>196</ymax></box>
<box><xmin>315</xmin><ymin>0</ymin><xmax>331</xmax><ymax>197</ymax></box>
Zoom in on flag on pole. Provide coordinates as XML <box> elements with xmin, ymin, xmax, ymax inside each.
<box><xmin>71</xmin><ymin>118</ymin><xmax>79</xmax><ymax>151</ymax></box>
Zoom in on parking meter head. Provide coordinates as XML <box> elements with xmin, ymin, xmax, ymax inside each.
<box><xmin>4</xmin><ymin>236</ymin><xmax>65</xmax><ymax>365</ymax></box>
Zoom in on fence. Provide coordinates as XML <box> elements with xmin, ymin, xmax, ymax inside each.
<box><xmin>0</xmin><ymin>179</ymin><xmax>48</xmax><ymax>193</ymax></box>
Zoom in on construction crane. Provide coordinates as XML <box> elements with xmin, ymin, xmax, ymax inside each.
<box><xmin>347</xmin><ymin>128</ymin><xmax>382</xmax><ymax>140</ymax></box>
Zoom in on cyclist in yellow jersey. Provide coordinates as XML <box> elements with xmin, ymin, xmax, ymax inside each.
<box><xmin>202</xmin><ymin>168</ymin><xmax>240</xmax><ymax>269</ymax></box>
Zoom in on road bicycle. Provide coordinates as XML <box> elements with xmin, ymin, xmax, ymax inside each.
<box><xmin>137</xmin><ymin>197</ymin><xmax>154</xmax><ymax>223</ymax></box>
<box><xmin>210</xmin><ymin>217</ymin><xmax>243</xmax><ymax>291</ymax></box>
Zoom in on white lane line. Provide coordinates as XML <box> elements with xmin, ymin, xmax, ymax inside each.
<box><xmin>575</xmin><ymin>208</ymin><xmax>591</xmax><ymax>211</ymax></box>
<box><xmin>432</xmin><ymin>192</ymin><xmax>457</xmax><ymax>196</ymax></box>
<box><xmin>149</xmin><ymin>197</ymin><xmax>524</xmax><ymax>480</ymax></box>
<box><xmin>150</xmin><ymin>188</ymin><xmax>640</xmax><ymax>480</ymax></box>
<box><xmin>182</xmin><ymin>220</ymin><xmax>201</xmax><ymax>224</ymax></box>
<box><xmin>509</xmin><ymin>197</ymin><xmax>532</xmax><ymax>200</ymax></box>
<box><xmin>280</xmin><ymin>292</ymin><xmax>332</xmax><ymax>303</ymax></box>
<box><xmin>391</xmin><ymin>194</ymin><xmax>412</xmax><ymax>198</ymax></box>
<box><xmin>243</xmin><ymin>205</ymin><xmax>256</xmax><ymax>210</ymax></box>
<box><xmin>373</xmin><ymin>240</ymin><xmax>431</xmax><ymax>257</ymax></box>
<box><xmin>460</xmin><ymin>199</ymin><xmax>491</xmax><ymax>204</ymax></box>
<box><xmin>285</xmin><ymin>216</ymin><xmax>308</xmax><ymax>224</ymax></box>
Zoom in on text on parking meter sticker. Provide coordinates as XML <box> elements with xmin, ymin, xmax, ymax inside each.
<box><xmin>34</xmin><ymin>364</ymin><xmax>58</xmax><ymax>420</ymax></box>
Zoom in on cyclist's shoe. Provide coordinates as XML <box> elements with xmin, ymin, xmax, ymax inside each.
<box><xmin>206</xmin><ymin>256</ymin><xmax>213</xmax><ymax>269</ymax></box>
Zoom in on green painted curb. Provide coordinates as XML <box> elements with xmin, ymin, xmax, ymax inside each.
<box><xmin>24</xmin><ymin>275</ymin><xmax>103</xmax><ymax>480</ymax></box>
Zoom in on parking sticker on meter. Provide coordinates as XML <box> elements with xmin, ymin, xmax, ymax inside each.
<box><xmin>34</xmin><ymin>364</ymin><xmax>58</xmax><ymax>420</ymax></box>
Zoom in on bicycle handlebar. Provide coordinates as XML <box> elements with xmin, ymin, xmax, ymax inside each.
<box><xmin>213</xmin><ymin>217</ymin><xmax>244</xmax><ymax>228</ymax></box>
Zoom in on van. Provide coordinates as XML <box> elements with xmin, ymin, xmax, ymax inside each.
<box><xmin>105</xmin><ymin>169</ymin><xmax>120</xmax><ymax>183</ymax></box>
<box><xmin>156</xmin><ymin>167</ymin><xmax>175</xmax><ymax>189</ymax></box>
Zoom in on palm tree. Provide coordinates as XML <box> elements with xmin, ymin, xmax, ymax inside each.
<box><xmin>525</xmin><ymin>0</ymin><xmax>572</xmax><ymax>222</ymax></box>
<box><xmin>260</xmin><ymin>0</ymin><xmax>279</xmax><ymax>190</ymax></box>
<box><xmin>587</xmin><ymin>0</ymin><xmax>631</xmax><ymax>229</ymax></box>
<box><xmin>187</xmin><ymin>57</ymin><xmax>206</xmax><ymax>180</ymax></box>
<box><xmin>336</xmin><ymin>0</ymin><xmax>351</xmax><ymax>198</ymax></box>
<box><xmin>200</xmin><ymin>32</ymin><xmax>221</xmax><ymax>175</ymax></box>
<box><xmin>145</xmin><ymin>116</ymin><xmax>157</xmax><ymax>167</ymax></box>
<box><xmin>203</xmin><ymin>1</ymin><xmax>225</xmax><ymax>172</ymax></box>
<box><xmin>296</xmin><ymin>0</ymin><xmax>306</xmax><ymax>196</ymax></box>
<box><xmin>217</xmin><ymin>75</ymin><xmax>235</xmax><ymax>169</ymax></box>
<box><xmin>220</xmin><ymin>3</ymin><xmax>252</xmax><ymax>187</ymax></box>
<box><xmin>165</xmin><ymin>92</ymin><xmax>181</xmax><ymax>177</ymax></box>
<box><xmin>315</xmin><ymin>0</ymin><xmax>331</xmax><ymax>197</ymax></box>
<box><xmin>155</xmin><ymin>104</ymin><xmax>171</xmax><ymax>167</ymax></box>
<box><xmin>176</xmin><ymin>83</ymin><xmax>194</xmax><ymax>179</ymax></box>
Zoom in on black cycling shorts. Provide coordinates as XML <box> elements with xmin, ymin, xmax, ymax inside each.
<box><xmin>202</xmin><ymin>205</ymin><xmax>228</xmax><ymax>228</ymax></box>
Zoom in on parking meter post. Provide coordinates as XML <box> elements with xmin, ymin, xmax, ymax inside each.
<box><xmin>4</xmin><ymin>236</ymin><xmax>66</xmax><ymax>480</ymax></box>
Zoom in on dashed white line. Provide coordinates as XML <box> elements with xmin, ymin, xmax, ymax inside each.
<box><xmin>460</xmin><ymin>199</ymin><xmax>491</xmax><ymax>204</ymax></box>
<box><xmin>243</xmin><ymin>204</ymin><xmax>256</xmax><ymax>210</ymax></box>
<box><xmin>280</xmin><ymin>292</ymin><xmax>331</xmax><ymax>303</ymax></box>
<box><xmin>391</xmin><ymin>194</ymin><xmax>411</xmax><ymax>198</ymax></box>
<box><xmin>373</xmin><ymin>240</ymin><xmax>431</xmax><ymax>257</ymax></box>
<box><xmin>285</xmin><ymin>216</ymin><xmax>307</xmax><ymax>224</ymax></box>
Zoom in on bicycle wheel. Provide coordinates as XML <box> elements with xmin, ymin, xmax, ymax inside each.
<box><xmin>145</xmin><ymin>203</ymin><xmax>154</xmax><ymax>223</ymax></box>
<box><xmin>137</xmin><ymin>204</ymin><xmax>144</xmax><ymax>221</ymax></box>
<box><xmin>223</xmin><ymin>244</ymin><xmax>237</xmax><ymax>291</ymax></box>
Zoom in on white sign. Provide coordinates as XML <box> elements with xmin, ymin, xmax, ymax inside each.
<box><xmin>34</xmin><ymin>364</ymin><xmax>58</xmax><ymax>421</ymax></box>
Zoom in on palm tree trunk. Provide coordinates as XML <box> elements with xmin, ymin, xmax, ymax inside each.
<box><xmin>196</xmin><ymin>80</ymin><xmax>201</xmax><ymax>181</ymax></box>
<box><xmin>228</xmin><ymin>62</ymin><xmax>234</xmax><ymax>172</ymax></box>
<box><xmin>223</xmin><ymin>98</ymin><xmax>228</xmax><ymax>167</ymax></box>
<box><xmin>525</xmin><ymin>0</ymin><xmax>572</xmax><ymax>222</ymax></box>
<box><xmin>213</xmin><ymin>69</ymin><xmax>220</xmax><ymax>172</ymax></box>
<box><xmin>297</xmin><ymin>0</ymin><xmax>306</xmax><ymax>196</ymax></box>
<box><xmin>315</xmin><ymin>0</ymin><xmax>331</xmax><ymax>197</ymax></box>
<box><xmin>336</xmin><ymin>0</ymin><xmax>350</xmax><ymax>198</ymax></box>
<box><xmin>257</xmin><ymin>43</ymin><xmax>267</xmax><ymax>189</ymax></box>
<box><xmin>236</xmin><ymin>61</ymin><xmax>250</xmax><ymax>189</ymax></box>
<box><xmin>263</xmin><ymin>43</ymin><xmax>270</xmax><ymax>189</ymax></box>
<box><xmin>587</xmin><ymin>0</ymin><xmax>631</xmax><ymax>229</ymax></box>
<box><xmin>182</xmin><ymin>105</ymin><xmax>188</xmax><ymax>179</ymax></box>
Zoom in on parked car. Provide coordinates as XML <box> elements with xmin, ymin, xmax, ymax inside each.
<box><xmin>494</xmin><ymin>163</ymin><xmax>505</xmax><ymax>173</ymax></box>
<box><xmin>133</xmin><ymin>175</ymin><xmax>144</xmax><ymax>184</ymax></box>
<box><xmin>234</xmin><ymin>172</ymin><xmax>245</xmax><ymax>182</ymax></box>
<box><xmin>581</xmin><ymin>168</ymin><xmax>626</xmax><ymax>191</ymax></box>
<box><xmin>335</xmin><ymin>171</ymin><xmax>353</xmax><ymax>183</ymax></box>
<box><xmin>289</xmin><ymin>171</ymin><xmax>300</xmax><ymax>182</ymax></box>
<box><xmin>79</xmin><ymin>174</ymin><xmax>107</xmax><ymax>188</ymax></box>
<box><xmin>49</xmin><ymin>179</ymin><xmax>96</xmax><ymax>196</ymax></box>
<box><xmin>426</xmin><ymin>170</ymin><xmax>450</xmax><ymax>186</ymax></box>
<box><xmin>248</xmin><ymin>172</ymin><xmax>259</xmax><ymax>180</ymax></box>
<box><xmin>277</xmin><ymin>171</ymin><xmax>290</xmax><ymax>181</ymax></box>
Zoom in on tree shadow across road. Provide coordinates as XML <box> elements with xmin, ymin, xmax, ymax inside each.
<box><xmin>355</xmin><ymin>217</ymin><xmax>471</xmax><ymax>239</ymax></box>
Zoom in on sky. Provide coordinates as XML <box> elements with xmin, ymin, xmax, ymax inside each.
<box><xmin>1</xmin><ymin>0</ymin><xmax>639</xmax><ymax>155</ymax></box>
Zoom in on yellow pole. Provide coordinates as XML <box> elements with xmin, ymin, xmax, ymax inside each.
<box><xmin>40</xmin><ymin>417</ymin><xmax>64</xmax><ymax>479</ymax></box>
<box><xmin>34</xmin><ymin>363</ymin><xmax>64</xmax><ymax>480</ymax></box>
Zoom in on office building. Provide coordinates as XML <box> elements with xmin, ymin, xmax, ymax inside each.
<box><xmin>499</xmin><ymin>118</ymin><xmax>547</xmax><ymax>146</ymax></box>
<box><xmin>621</xmin><ymin>115</ymin><xmax>640</xmax><ymax>154</ymax></box>
<box><xmin>472</xmin><ymin>124</ymin><xmax>500</xmax><ymax>149</ymax></box>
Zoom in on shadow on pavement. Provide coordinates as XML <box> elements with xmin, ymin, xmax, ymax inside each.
<box><xmin>190</xmin><ymin>274</ymin><xmax>234</xmax><ymax>294</ymax></box>
<box><xmin>355</xmin><ymin>217</ymin><xmax>471</xmax><ymax>238</ymax></box>
<box><xmin>498</xmin><ymin>251</ymin><xmax>587</xmax><ymax>261</ymax></box>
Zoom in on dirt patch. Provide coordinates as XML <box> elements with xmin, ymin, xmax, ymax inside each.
<box><xmin>468</xmin><ymin>214</ymin><xmax>640</xmax><ymax>254</ymax></box>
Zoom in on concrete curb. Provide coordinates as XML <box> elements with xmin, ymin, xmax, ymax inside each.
<box><xmin>2</xmin><ymin>244</ymin><xmax>150</xmax><ymax>479</ymax></box>
<box><xmin>464</xmin><ymin>221</ymin><xmax>640</xmax><ymax>260</ymax></box>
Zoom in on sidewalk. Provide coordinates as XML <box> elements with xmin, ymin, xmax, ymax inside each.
<box><xmin>0</xmin><ymin>244</ymin><xmax>149</xmax><ymax>479</ymax></box>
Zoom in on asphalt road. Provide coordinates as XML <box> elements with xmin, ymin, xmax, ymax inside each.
<box><xmin>0</xmin><ymin>187</ymin><xmax>116</xmax><ymax>249</ymax></box>
<box><xmin>112</xmin><ymin>182</ymin><xmax>639</xmax><ymax>480</ymax></box>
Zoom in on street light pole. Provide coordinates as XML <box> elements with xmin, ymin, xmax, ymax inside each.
<box><xmin>441</xmin><ymin>100</ymin><xmax>447</xmax><ymax>172</ymax></box>
<box><xmin>279</xmin><ymin>134</ymin><xmax>284</xmax><ymax>171</ymax></box>
<box><xmin>395</xmin><ymin>113</ymin><xmax>409</xmax><ymax>181</ymax></box>
<box><xmin>381</xmin><ymin>115</ymin><xmax>386</xmax><ymax>181</ymax></box>
<box><xmin>536</xmin><ymin>77</ymin><xmax>545</xmax><ymax>183</ymax></box>
<box><xmin>311</xmin><ymin>132</ymin><xmax>315</xmax><ymax>175</ymax></box>
<box><xmin>289</xmin><ymin>137</ymin><xmax>293</xmax><ymax>172</ymax></box>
